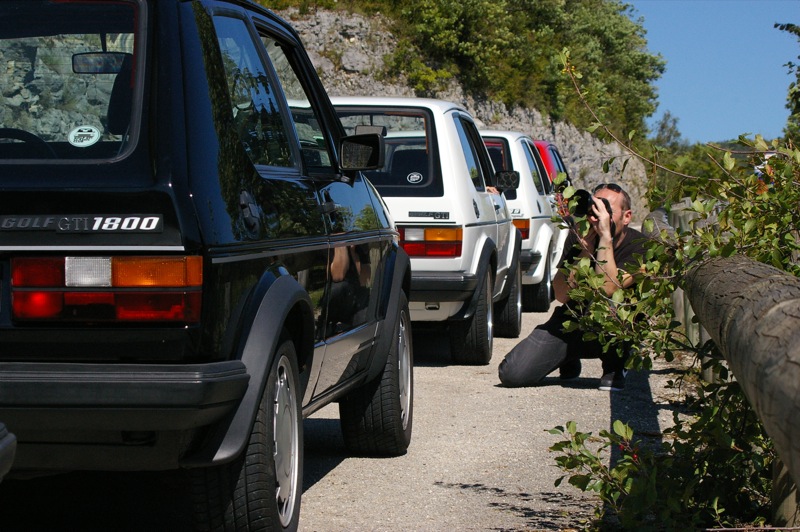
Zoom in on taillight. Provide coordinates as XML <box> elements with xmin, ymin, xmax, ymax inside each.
<box><xmin>398</xmin><ymin>227</ymin><xmax>462</xmax><ymax>257</ymax></box>
<box><xmin>513</xmin><ymin>219</ymin><xmax>530</xmax><ymax>240</ymax></box>
<box><xmin>11</xmin><ymin>256</ymin><xmax>202</xmax><ymax>322</ymax></box>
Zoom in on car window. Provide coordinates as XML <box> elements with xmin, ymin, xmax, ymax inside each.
<box><xmin>336</xmin><ymin>107</ymin><xmax>443</xmax><ymax>197</ymax></box>
<box><xmin>521</xmin><ymin>140</ymin><xmax>548</xmax><ymax>195</ymax></box>
<box><xmin>0</xmin><ymin>0</ymin><xmax>139</xmax><ymax>162</ymax></box>
<box><xmin>453</xmin><ymin>116</ymin><xmax>486</xmax><ymax>191</ymax></box>
<box><xmin>550</xmin><ymin>146</ymin><xmax>568</xmax><ymax>177</ymax></box>
<box><xmin>259</xmin><ymin>35</ymin><xmax>335</xmax><ymax>176</ymax></box>
<box><xmin>213</xmin><ymin>16</ymin><xmax>294</xmax><ymax>168</ymax></box>
<box><xmin>483</xmin><ymin>138</ymin><xmax>510</xmax><ymax>173</ymax></box>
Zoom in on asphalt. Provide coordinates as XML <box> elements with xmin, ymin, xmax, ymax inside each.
<box><xmin>0</xmin><ymin>306</ymin><xmax>684</xmax><ymax>531</ymax></box>
<box><xmin>298</xmin><ymin>306</ymin><xmax>684</xmax><ymax>531</ymax></box>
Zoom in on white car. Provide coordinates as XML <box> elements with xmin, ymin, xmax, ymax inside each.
<box><xmin>333</xmin><ymin>97</ymin><xmax>522</xmax><ymax>365</ymax></box>
<box><xmin>481</xmin><ymin>130</ymin><xmax>569</xmax><ymax>312</ymax></box>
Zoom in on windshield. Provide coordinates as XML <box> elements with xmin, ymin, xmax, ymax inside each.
<box><xmin>0</xmin><ymin>0</ymin><xmax>140</xmax><ymax>161</ymax></box>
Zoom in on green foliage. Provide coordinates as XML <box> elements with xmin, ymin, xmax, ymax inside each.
<box><xmin>551</xmin><ymin>57</ymin><xmax>799</xmax><ymax>527</ymax></box>
<box><xmin>550</xmin><ymin>380</ymin><xmax>774</xmax><ymax>530</ymax></box>
<box><xmin>272</xmin><ymin>0</ymin><xmax>665</xmax><ymax>138</ymax></box>
<box><xmin>384</xmin><ymin>41</ymin><xmax>454</xmax><ymax>95</ymax></box>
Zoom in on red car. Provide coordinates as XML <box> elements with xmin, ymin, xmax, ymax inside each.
<box><xmin>533</xmin><ymin>140</ymin><xmax>571</xmax><ymax>187</ymax></box>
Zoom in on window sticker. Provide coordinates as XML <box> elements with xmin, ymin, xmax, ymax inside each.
<box><xmin>68</xmin><ymin>126</ymin><xmax>101</xmax><ymax>148</ymax></box>
<box><xmin>406</xmin><ymin>172</ymin><xmax>423</xmax><ymax>184</ymax></box>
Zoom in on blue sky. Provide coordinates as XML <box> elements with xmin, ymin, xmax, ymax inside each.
<box><xmin>628</xmin><ymin>0</ymin><xmax>798</xmax><ymax>144</ymax></box>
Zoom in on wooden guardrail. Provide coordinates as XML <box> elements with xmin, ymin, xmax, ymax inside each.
<box><xmin>643</xmin><ymin>202</ymin><xmax>800</xmax><ymax>524</ymax></box>
<box><xmin>684</xmin><ymin>255</ymin><xmax>800</xmax><ymax>525</ymax></box>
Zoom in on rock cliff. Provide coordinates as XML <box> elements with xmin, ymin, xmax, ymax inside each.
<box><xmin>278</xmin><ymin>7</ymin><xmax>649</xmax><ymax>219</ymax></box>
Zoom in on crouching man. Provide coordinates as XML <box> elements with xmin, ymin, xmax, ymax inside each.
<box><xmin>498</xmin><ymin>183</ymin><xmax>646</xmax><ymax>391</ymax></box>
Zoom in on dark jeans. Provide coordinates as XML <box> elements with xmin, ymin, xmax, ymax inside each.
<box><xmin>498</xmin><ymin>305</ymin><xmax>628</xmax><ymax>387</ymax></box>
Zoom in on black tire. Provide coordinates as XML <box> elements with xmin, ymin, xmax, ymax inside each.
<box><xmin>340</xmin><ymin>292</ymin><xmax>413</xmax><ymax>456</ymax></box>
<box><xmin>493</xmin><ymin>263</ymin><xmax>522</xmax><ymax>338</ymax></box>
<box><xmin>191</xmin><ymin>338</ymin><xmax>303</xmax><ymax>531</ymax></box>
<box><xmin>523</xmin><ymin>249</ymin><xmax>552</xmax><ymax>312</ymax></box>
<box><xmin>450</xmin><ymin>270</ymin><xmax>493</xmax><ymax>365</ymax></box>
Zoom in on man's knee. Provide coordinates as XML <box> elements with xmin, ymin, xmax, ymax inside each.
<box><xmin>497</xmin><ymin>330</ymin><xmax>567</xmax><ymax>387</ymax></box>
<box><xmin>498</xmin><ymin>354</ymin><xmax>530</xmax><ymax>387</ymax></box>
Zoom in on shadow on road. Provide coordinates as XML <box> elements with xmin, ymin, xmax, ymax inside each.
<box><xmin>302</xmin><ymin>417</ymin><xmax>347</xmax><ymax>493</ymax></box>
<box><xmin>0</xmin><ymin>470</ymin><xmax>193</xmax><ymax>531</ymax></box>
<box><xmin>407</xmin><ymin>323</ymin><xmax>453</xmax><ymax>367</ymax></box>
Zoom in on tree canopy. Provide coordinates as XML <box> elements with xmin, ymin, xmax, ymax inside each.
<box><xmin>267</xmin><ymin>0</ymin><xmax>666</xmax><ymax>138</ymax></box>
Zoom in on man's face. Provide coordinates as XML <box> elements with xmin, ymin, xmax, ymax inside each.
<box><xmin>593</xmin><ymin>188</ymin><xmax>629</xmax><ymax>234</ymax></box>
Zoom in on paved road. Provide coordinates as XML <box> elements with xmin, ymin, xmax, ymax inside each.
<box><xmin>0</xmin><ymin>308</ymin><xmax>679</xmax><ymax>531</ymax></box>
<box><xmin>298</xmin><ymin>308</ymin><xmax>679</xmax><ymax>531</ymax></box>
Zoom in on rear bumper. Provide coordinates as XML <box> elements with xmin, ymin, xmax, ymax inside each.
<box><xmin>0</xmin><ymin>360</ymin><xmax>250</xmax><ymax>472</ymax></box>
<box><xmin>519</xmin><ymin>249</ymin><xmax>541</xmax><ymax>275</ymax></box>
<box><xmin>0</xmin><ymin>361</ymin><xmax>249</xmax><ymax>432</ymax></box>
<box><xmin>409</xmin><ymin>271</ymin><xmax>477</xmax><ymax>302</ymax></box>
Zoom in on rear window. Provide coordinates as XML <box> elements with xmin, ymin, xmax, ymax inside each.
<box><xmin>0</xmin><ymin>0</ymin><xmax>141</xmax><ymax>162</ymax></box>
<box><xmin>335</xmin><ymin>107</ymin><xmax>443</xmax><ymax>198</ymax></box>
<box><xmin>483</xmin><ymin>137</ymin><xmax>510</xmax><ymax>172</ymax></box>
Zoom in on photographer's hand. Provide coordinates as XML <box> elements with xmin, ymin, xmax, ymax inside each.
<box><xmin>589</xmin><ymin>196</ymin><xmax>623</xmax><ymax>297</ymax></box>
<box><xmin>589</xmin><ymin>197</ymin><xmax>614</xmax><ymax>244</ymax></box>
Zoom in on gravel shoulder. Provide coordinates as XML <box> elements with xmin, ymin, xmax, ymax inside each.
<box><xmin>299</xmin><ymin>308</ymin><xmax>685</xmax><ymax>531</ymax></box>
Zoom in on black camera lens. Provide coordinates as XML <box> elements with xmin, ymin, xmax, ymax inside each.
<box><xmin>571</xmin><ymin>189</ymin><xmax>612</xmax><ymax>218</ymax></box>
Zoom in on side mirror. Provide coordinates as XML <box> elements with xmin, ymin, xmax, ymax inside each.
<box><xmin>340</xmin><ymin>133</ymin><xmax>385</xmax><ymax>171</ymax></box>
<box><xmin>495</xmin><ymin>170</ymin><xmax>520</xmax><ymax>193</ymax></box>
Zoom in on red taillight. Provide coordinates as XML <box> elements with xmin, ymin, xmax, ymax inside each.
<box><xmin>12</xmin><ymin>291</ymin><xmax>63</xmax><ymax>319</ymax></box>
<box><xmin>399</xmin><ymin>227</ymin><xmax>462</xmax><ymax>258</ymax></box>
<box><xmin>513</xmin><ymin>219</ymin><xmax>530</xmax><ymax>240</ymax></box>
<box><xmin>11</xmin><ymin>257</ymin><xmax>64</xmax><ymax>286</ymax></box>
<box><xmin>11</xmin><ymin>256</ymin><xmax>203</xmax><ymax>323</ymax></box>
<box><xmin>116</xmin><ymin>292</ymin><xmax>202</xmax><ymax>321</ymax></box>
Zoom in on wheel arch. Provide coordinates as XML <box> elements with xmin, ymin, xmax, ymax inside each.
<box><xmin>529</xmin><ymin>221</ymin><xmax>555</xmax><ymax>283</ymax></box>
<box><xmin>364</xmin><ymin>244</ymin><xmax>412</xmax><ymax>383</ymax></box>
<box><xmin>181</xmin><ymin>272</ymin><xmax>315</xmax><ymax>468</ymax></box>
<box><xmin>495</xmin><ymin>228</ymin><xmax>521</xmax><ymax>302</ymax></box>
<box><xmin>451</xmin><ymin>239</ymin><xmax>496</xmax><ymax>321</ymax></box>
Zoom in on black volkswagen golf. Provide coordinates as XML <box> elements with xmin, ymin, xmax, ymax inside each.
<box><xmin>0</xmin><ymin>0</ymin><xmax>412</xmax><ymax>529</ymax></box>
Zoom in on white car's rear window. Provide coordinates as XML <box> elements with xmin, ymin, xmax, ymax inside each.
<box><xmin>336</xmin><ymin>107</ymin><xmax>443</xmax><ymax>197</ymax></box>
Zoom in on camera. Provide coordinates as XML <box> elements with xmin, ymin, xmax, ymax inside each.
<box><xmin>572</xmin><ymin>188</ymin><xmax>612</xmax><ymax>218</ymax></box>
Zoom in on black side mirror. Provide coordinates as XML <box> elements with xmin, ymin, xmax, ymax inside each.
<box><xmin>340</xmin><ymin>133</ymin><xmax>385</xmax><ymax>171</ymax></box>
<box><xmin>495</xmin><ymin>170</ymin><xmax>520</xmax><ymax>193</ymax></box>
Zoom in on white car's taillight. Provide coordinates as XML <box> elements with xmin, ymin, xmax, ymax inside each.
<box><xmin>398</xmin><ymin>227</ymin><xmax>462</xmax><ymax>257</ymax></box>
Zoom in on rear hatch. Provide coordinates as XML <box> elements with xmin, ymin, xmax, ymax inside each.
<box><xmin>335</xmin><ymin>106</ymin><xmax>467</xmax><ymax>269</ymax></box>
<box><xmin>0</xmin><ymin>0</ymin><xmax>200</xmax><ymax>362</ymax></box>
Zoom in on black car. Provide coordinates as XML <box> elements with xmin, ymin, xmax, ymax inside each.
<box><xmin>0</xmin><ymin>0</ymin><xmax>412</xmax><ymax>529</ymax></box>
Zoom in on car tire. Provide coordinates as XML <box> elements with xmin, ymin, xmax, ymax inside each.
<box><xmin>450</xmin><ymin>270</ymin><xmax>493</xmax><ymax>365</ymax></box>
<box><xmin>493</xmin><ymin>263</ymin><xmax>522</xmax><ymax>338</ymax></box>
<box><xmin>523</xmin><ymin>248</ymin><xmax>552</xmax><ymax>312</ymax></box>
<box><xmin>191</xmin><ymin>337</ymin><xmax>303</xmax><ymax>532</ymax></box>
<box><xmin>340</xmin><ymin>292</ymin><xmax>413</xmax><ymax>456</ymax></box>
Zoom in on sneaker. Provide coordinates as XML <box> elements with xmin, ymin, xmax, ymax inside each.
<box><xmin>599</xmin><ymin>370</ymin><xmax>627</xmax><ymax>391</ymax></box>
<box><xmin>559</xmin><ymin>358</ymin><xmax>582</xmax><ymax>380</ymax></box>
